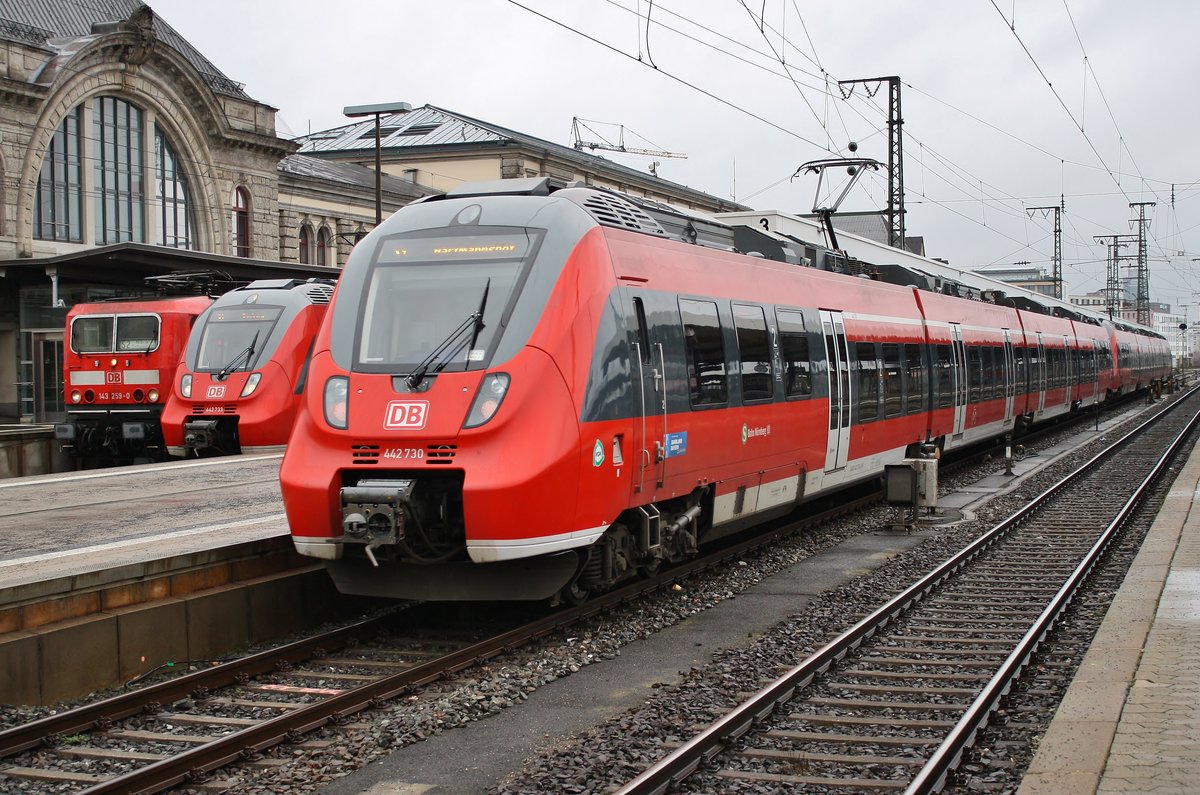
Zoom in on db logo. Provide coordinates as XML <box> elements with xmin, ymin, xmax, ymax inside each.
<box><xmin>206</xmin><ymin>385</ymin><xmax>226</xmax><ymax>399</ymax></box>
<box><xmin>384</xmin><ymin>400</ymin><xmax>429</xmax><ymax>430</ymax></box>
<box><xmin>105</xmin><ymin>372</ymin><xmax>123</xmax><ymax>384</ymax></box>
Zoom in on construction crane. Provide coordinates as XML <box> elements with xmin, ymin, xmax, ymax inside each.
<box><xmin>571</xmin><ymin>117</ymin><xmax>687</xmax><ymax>159</ymax></box>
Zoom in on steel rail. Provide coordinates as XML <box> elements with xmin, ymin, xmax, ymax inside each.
<box><xmin>0</xmin><ymin>394</ymin><xmax>1149</xmax><ymax>790</ymax></box>
<box><xmin>615</xmin><ymin>388</ymin><xmax>1198</xmax><ymax>795</ymax></box>
<box><xmin>0</xmin><ymin>613</ymin><xmax>397</xmax><ymax>757</ymax></box>
<box><xmin>38</xmin><ymin>491</ymin><xmax>877</xmax><ymax>792</ymax></box>
<box><xmin>906</xmin><ymin>393</ymin><xmax>1200</xmax><ymax>794</ymax></box>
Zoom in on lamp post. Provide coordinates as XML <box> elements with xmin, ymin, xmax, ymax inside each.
<box><xmin>343</xmin><ymin>101</ymin><xmax>412</xmax><ymax>227</ymax></box>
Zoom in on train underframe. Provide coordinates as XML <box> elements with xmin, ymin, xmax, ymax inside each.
<box><xmin>54</xmin><ymin>410</ymin><xmax>167</xmax><ymax>466</ymax></box>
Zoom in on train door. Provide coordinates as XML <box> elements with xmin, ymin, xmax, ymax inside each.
<box><xmin>1036</xmin><ymin>334</ymin><xmax>1047</xmax><ymax>413</ymax></box>
<box><xmin>820</xmin><ymin>310</ymin><xmax>851</xmax><ymax>472</ymax></box>
<box><xmin>950</xmin><ymin>324</ymin><xmax>967</xmax><ymax>436</ymax></box>
<box><xmin>630</xmin><ymin>295</ymin><xmax>666</xmax><ymax>495</ymax></box>
<box><xmin>1002</xmin><ymin>330</ymin><xmax>1015</xmax><ymax>421</ymax></box>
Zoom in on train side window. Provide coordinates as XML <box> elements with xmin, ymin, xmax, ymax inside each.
<box><xmin>966</xmin><ymin>346</ymin><xmax>983</xmax><ymax>402</ymax></box>
<box><xmin>934</xmin><ymin>344</ymin><xmax>954</xmax><ymax>408</ymax></box>
<box><xmin>882</xmin><ymin>343</ymin><xmax>902</xmax><ymax>417</ymax></box>
<box><xmin>633</xmin><ymin>297</ymin><xmax>652</xmax><ymax>364</ymax></box>
<box><xmin>855</xmin><ymin>341</ymin><xmax>879</xmax><ymax>422</ymax></box>
<box><xmin>680</xmin><ymin>299</ymin><xmax>728</xmax><ymax>406</ymax></box>
<box><xmin>733</xmin><ymin>304</ymin><xmax>772</xmax><ymax>403</ymax></box>
<box><xmin>776</xmin><ymin>309</ymin><xmax>812</xmax><ymax>398</ymax></box>
<box><xmin>903</xmin><ymin>343</ymin><xmax>925</xmax><ymax>414</ymax></box>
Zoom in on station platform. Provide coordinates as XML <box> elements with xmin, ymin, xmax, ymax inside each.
<box><xmin>1018</xmin><ymin>430</ymin><xmax>1200</xmax><ymax>794</ymax></box>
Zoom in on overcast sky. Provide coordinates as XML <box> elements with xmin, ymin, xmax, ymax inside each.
<box><xmin>149</xmin><ymin>0</ymin><xmax>1200</xmax><ymax>315</ymax></box>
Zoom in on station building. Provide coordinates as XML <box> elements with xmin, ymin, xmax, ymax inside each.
<box><xmin>0</xmin><ymin>0</ymin><xmax>746</xmax><ymax>425</ymax></box>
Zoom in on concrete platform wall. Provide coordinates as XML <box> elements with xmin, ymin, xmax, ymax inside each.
<box><xmin>0</xmin><ymin>568</ymin><xmax>355</xmax><ymax>706</ymax></box>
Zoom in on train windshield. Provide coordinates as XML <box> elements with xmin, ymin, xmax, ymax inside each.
<box><xmin>356</xmin><ymin>228</ymin><xmax>539</xmax><ymax>373</ymax></box>
<box><xmin>70</xmin><ymin>314</ymin><xmax>160</xmax><ymax>353</ymax></box>
<box><xmin>195</xmin><ymin>306</ymin><xmax>283</xmax><ymax>372</ymax></box>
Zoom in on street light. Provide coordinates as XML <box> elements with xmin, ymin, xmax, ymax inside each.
<box><xmin>343</xmin><ymin>101</ymin><xmax>412</xmax><ymax>226</ymax></box>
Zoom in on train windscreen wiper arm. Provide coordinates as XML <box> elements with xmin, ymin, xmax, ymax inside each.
<box><xmin>216</xmin><ymin>330</ymin><xmax>260</xmax><ymax>381</ymax></box>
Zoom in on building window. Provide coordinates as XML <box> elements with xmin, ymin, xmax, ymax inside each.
<box><xmin>316</xmin><ymin>227</ymin><xmax>331</xmax><ymax>266</ymax></box>
<box><xmin>232</xmin><ymin>187</ymin><xmax>250</xmax><ymax>257</ymax></box>
<box><xmin>34</xmin><ymin>106</ymin><xmax>82</xmax><ymax>241</ymax></box>
<box><xmin>298</xmin><ymin>224</ymin><xmax>313</xmax><ymax>264</ymax></box>
<box><xmin>155</xmin><ymin>130</ymin><xmax>190</xmax><ymax>248</ymax></box>
<box><xmin>94</xmin><ymin>96</ymin><xmax>145</xmax><ymax>244</ymax></box>
<box><xmin>35</xmin><ymin>97</ymin><xmax>193</xmax><ymax>248</ymax></box>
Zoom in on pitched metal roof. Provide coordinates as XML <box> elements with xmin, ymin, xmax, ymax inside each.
<box><xmin>295</xmin><ymin>105</ymin><xmax>749</xmax><ymax>211</ymax></box>
<box><xmin>279</xmin><ymin>154</ymin><xmax>439</xmax><ymax>201</ymax></box>
<box><xmin>0</xmin><ymin>0</ymin><xmax>248</xmax><ymax>98</ymax></box>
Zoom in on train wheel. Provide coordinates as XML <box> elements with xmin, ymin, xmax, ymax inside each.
<box><xmin>558</xmin><ymin>550</ymin><xmax>592</xmax><ymax>605</ymax></box>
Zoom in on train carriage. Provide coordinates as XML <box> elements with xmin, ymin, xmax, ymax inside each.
<box><xmin>161</xmin><ymin>278</ymin><xmax>335</xmax><ymax>457</ymax></box>
<box><xmin>54</xmin><ymin>295</ymin><xmax>214</xmax><ymax>465</ymax></box>
<box><xmin>280</xmin><ymin>178</ymin><xmax>1170</xmax><ymax>603</ymax></box>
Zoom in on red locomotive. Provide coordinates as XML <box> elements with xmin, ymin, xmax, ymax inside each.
<box><xmin>161</xmin><ymin>278</ymin><xmax>335</xmax><ymax>457</ymax></box>
<box><xmin>279</xmin><ymin>178</ymin><xmax>1170</xmax><ymax>602</ymax></box>
<box><xmin>55</xmin><ymin>295</ymin><xmax>215</xmax><ymax>465</ymax></box>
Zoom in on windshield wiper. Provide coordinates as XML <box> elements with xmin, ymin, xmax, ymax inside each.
<box><xmin>407</xmin><ymin>280</ymin><xmax>491</xmax><ymax>390</ymax></box>
<box><xmin>216</xmin><ymin>330</ymin><xmax>260</xmax><ymax>382</ymax></box>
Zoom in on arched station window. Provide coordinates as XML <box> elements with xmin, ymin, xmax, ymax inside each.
<box><xmin>34</xmin><ymin>96</ymin><xmax>193</xmax><ymax>247</ymax></box>
<box><xmin>316</xmin><ymin>227</ymin><xmax>331</xmax><ymax>266</ymax></box>
<box><xmin>232</xmin><ymin>187</ymin><xmax>250</xmax><ymax>257</ymax></box>
<box><xmin>298</xmin><ymin>224</ymin><xmax>313</xmax><ymax>264</ymax></box>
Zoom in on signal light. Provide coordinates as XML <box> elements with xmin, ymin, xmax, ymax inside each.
<box><xmin>70</xmin><ymin>390</ymin><xmax>82</xmax><ymax>404</ymax></box>
<box><xmin>148</xmin><ymin>388</ymin><xmax>160</xmax><ymax>403</ymax></box>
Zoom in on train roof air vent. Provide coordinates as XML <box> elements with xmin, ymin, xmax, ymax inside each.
<box><xmin>305</xmin><ymin>283</ymin><xmax>335</xmax><ymax>304</ymax></box>
<box><xmin>575</xmin><ymin>193</ymin><xmax>667</xmax><ymax>237</ymax></box>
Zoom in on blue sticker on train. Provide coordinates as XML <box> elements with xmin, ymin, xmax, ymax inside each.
<box><xmin>665</xmin><ymin>431</ymin><xmax>688</xmax><ymax>458</ymax></box>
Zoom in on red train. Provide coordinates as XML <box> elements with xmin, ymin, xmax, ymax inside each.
<box><xmin>161</xmin><ymin>278</ymin><xmax>335</xmax><ymax>457</ymax></box>
<box><xmin>55</xmin><ymin>295</ymin><xmax>215</xmax><ymax>465</ymax></box>
<box><xmin>279</xmin><ymin>178</ymin><xmax>1170</xmax><ymax>602</ymax></box>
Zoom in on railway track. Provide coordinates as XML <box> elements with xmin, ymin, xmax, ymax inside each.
<box><xmin>0</xmin><ymin>394</ymin><xmax>1164</xmax><ymax>792</ymax></box>
<box><xmin>616</xmin><ymin>386</ymin><xmax>1200</xmax><ymax>795</ymax></box>
<box><xmin>0</xmin><ymin>481</ymin><xmax>882</xmax><ymax>793</ymax></box>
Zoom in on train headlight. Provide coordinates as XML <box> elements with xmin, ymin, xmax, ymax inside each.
<box><xmin>148</xmin><ymin>388</ymin><xmax>160</xmax><ymax>403</ymax></box>
<box><xmin>324</xmin><ymin>376</ymin><xmax>349</xmax><ymax>430</ymax></box>
<box><xmin>241</xmin><ymin>373</ymin><xmax>262</xmax><ymax>398</ymax></box>
<box><xmin>180</xmin><ymin>373</ymin><xmax>193</xmax><ymax>399</ymax></box>
<box><xmin>70</xmin><ymin>390</ymin><xmax>82</xmax><ymax>404</ymax></box>
<box><xmin>463</xmin><ymin>373</ymin><xmax>510</xmax><ymax>428</ymax></box>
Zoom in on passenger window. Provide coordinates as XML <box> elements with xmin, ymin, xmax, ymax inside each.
<box><xmin>633</xmin><ymin>297</ymin><xmax>651</xmax><ymax>365</ymax></box>
<box><xmin>904</xmin><ymin>343</ymin><xmax>925</xmax><ymax>414</ymax></box>
<box><xmin>856</xmin><ymin>341</ymin><xmax>879</xmax><ymax>422</ymax></box>
<box><xmin>680</xmin><ymin>299</ymin><xmax>728</xmax><ymax>406</ymax></box>
<box><xmin>935</xmin><ymin>344</ymin><xmax>954</xmax><ymax>408</ymax></box>
<box><xmin>967</xmin><ymin>346</ymin><xmax>983</xmax><ymax>402</ymax></box>
<box><xmin>776</xmin><ymin>309</ymin><xmax>812</xmax><ymax>398</ymax></box>
<box><xmin>733</xmin><ymin>304</ymin><xmax>772</xmax><ymax>403</ymax></box>
<box><xmin>882</xmin><ymin>343</ymin><xmax>902</xmax><ymax>417</ymax></box>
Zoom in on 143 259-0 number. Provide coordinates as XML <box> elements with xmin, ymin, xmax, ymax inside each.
<box><xmin>382</xmin><ymin>447</ymin><xmax>424</xmax><ymax>460</ymax></box>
